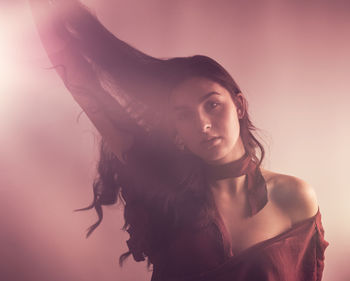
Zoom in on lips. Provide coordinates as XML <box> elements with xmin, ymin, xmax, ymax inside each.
<box><xmin>201</xmin><ymin>136</ymin><xmax>222</xmax><ymax>149</ymax></box>
<box><xmin>201</xmin><ymin>136</ymin><xmax>221</xmax><ymax>144</ymax></box>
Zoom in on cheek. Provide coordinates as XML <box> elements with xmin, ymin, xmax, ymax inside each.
<box><xmin>220</xmin><ymin>109</ymin><xmax>240</xmax><ymax>138</ymax></box>
<box><xmin>175</xmin><ymin>122</ymin><xmax>193</xmax><ymax>142</ymax></box>
<box><xmin>178</xmin><ymin>125</ymin><xmax>196</xmax><ymax>145</ymax></box>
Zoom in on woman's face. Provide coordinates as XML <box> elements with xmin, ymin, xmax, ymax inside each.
<box><xmin>169</xmin><ymin>77</ymin><xmax>245</xmax><ymax>165</ymax></box>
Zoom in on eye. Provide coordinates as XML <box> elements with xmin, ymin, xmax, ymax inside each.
<box><xmin>206</xmin><ymin>101</ymin><xmax>221</xmax><ymax>111</ymax></box>
<box><xmin>211</xmin><ymin>102</ymin><xmax>220</xmax><ymax>108</ymax></box>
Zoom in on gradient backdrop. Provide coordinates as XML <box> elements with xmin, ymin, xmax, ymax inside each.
<box><xmin>1</xmin><ymin>0</ymin><xmax>349</xmax><ymax>280</ymax></box>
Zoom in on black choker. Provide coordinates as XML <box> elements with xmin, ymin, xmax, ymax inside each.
<box><xmin>204</xmin><ymin>153</ymin><xmax>251</xmax><ymax>181</ymax></box>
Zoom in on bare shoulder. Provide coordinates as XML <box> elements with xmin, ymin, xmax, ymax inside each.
<box><xmin>260</xmin><ymin>168</ymin><xmax>319</xmax><ymax>225</ymax></box>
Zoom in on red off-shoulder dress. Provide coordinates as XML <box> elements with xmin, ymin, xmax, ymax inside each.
<box><xmin>146</xmin><ymin>207</ymin><xmax>328</xmax><ymax>281</ymax></box>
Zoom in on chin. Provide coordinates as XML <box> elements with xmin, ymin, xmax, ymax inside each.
<box><xmin>198</xmin><ymin>148</ymin><xmax>228</xmax><ymax>164</ymax></box>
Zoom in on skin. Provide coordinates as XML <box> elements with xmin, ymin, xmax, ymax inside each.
<box><xmin>170</xmin><ymin>76</ymin><xmax>319</xmax><ymax>254</ymax></box>
<box><xmin>170</xmin><ymin>77</ymin><xmax>246</xmax><ymax>165</ymax></box>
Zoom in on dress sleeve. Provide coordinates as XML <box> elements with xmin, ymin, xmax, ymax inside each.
<box><xmin>314</xmin><ymin>211</ymin><xmax>329</xmax><ymax>281</ymax></box>
<box><xmin>28</xmin><ymin>0</ymin><xmax>167</xmax><ymax>163</ymax></box>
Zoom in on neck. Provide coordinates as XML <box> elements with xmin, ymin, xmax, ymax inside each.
<box><xmin>210</xmin><ymin>175</ymin><xmax>247</xmax><ymax>197</ymax></box>
<box><xmin>204</xmin><ymin>151</ymin><xmax>251</xmax><ymax>197</ymax></box>
<box><xmin>203</xmin><ymin>150</ymin><xmax>268</xmax><ymax>217</ymax></box>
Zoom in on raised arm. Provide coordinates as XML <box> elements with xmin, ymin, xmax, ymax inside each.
<box><xmin>28</xmin><ymin>0</ymin><xmax>162</xmax><ymax>163</ymax></box>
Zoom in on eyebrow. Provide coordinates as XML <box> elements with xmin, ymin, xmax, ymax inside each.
<box><xmin>173</xmin><ymin>91</ymin><xmax>221</xmax><ymax>111</ymax></box>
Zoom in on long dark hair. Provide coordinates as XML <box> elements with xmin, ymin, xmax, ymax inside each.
<box><xmin>80</xmin><ymin>56</ymin><xmax>266</xmax><ymax>267</ymax></box>
<box><xmin>52</xmin><ymin>1</ymin><xmax>265</xmax><ymax>267</ymax></box>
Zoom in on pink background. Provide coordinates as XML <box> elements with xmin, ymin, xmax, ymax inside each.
<box><xmin>1</xmin><ymin>0</ymin><xmax>349</xmax><ymax>280</ymax></box>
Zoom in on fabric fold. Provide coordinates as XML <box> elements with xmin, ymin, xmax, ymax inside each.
<box><xmin>157</xmin><ymin>209</ymin><xmax>329</xmax><ymax>281</ymax></box>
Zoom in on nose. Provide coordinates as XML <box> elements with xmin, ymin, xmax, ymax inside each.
<box><xmin>196</xmin><ymin>112</ymin><xmax>211</xmax><ymax>134</ymax></box>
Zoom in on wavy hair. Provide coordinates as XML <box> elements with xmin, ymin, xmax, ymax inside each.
<box><xmin>78</xmin><ymin>54</ymin><xmax>266</xmax><ymax>268</ymax></box>
<box><xmin>51</xmin><ymin>0</ymin><xmax>265</xmax><ymax>268</ymax></box>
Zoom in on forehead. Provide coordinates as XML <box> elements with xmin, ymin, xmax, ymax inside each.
<box><xmin>170</xmin><ymin>77</ymin><xmax>231</xmax><ymax>106</ymax></box>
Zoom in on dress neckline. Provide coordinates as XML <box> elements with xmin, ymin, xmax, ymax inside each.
<box><xmin>216</xmin><ymin>206</ymin><xmax>321</xmax><ymax>259</ymax></box>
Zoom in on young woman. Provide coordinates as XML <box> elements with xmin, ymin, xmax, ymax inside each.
<box><xmin>29</xmin><ymin>1</ymin><xmax>329</xmax><ymax>280</ymax></box>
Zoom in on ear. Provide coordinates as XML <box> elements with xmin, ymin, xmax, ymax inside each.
<box><xmin>235</xmin><ymin>93</ymin><xmax>246</xmax><ymax>119</ymax></box>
